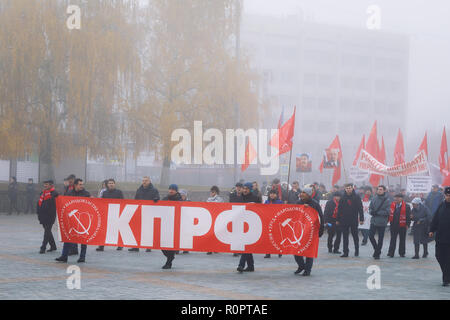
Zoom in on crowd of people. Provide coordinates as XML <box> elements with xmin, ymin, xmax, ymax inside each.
<box><xmin>6</xmin><ymin>173</ymin><xmax>450</xmax><ymax>286</ymax></box>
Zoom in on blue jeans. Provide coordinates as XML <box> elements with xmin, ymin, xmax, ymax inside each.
<box><xmin>62</xmin><ymin>243</ymin><xmax>87</xmax><ymax>259</ymax></box>
<box><xmin>238</xmin><ymin>254</ymin><xmax>254</xmax><ymax>268</ymax></box>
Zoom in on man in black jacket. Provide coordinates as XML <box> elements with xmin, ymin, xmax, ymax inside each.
<box><xmin>129</xmin><ymin>176</ymin><xmax>160</xmax><ymax>252</ymax></box>
<box><xmin>294</xmin><ymin>185</ymin><xmax>324</xmax><ymax>276</ymax></box>
<box><xmin>336</xmin><ymin>183</ymin><xmax>364</xmax><ymax>257</ymax></box>
<box><xmin>287</xmin><ymin>181</ymin><xmax>301</xmax><ymax>204</ymax></box>
<box><xmin>237</xmin><ymin>183</ymin><xmax>261</xmax><ymax>273</ymax></box>
<box><xmin>324</xmin><ymin>192</ymin><xmax>342</xmax><ymax>254</ymax></box>
<box><xmin>56</xmin><ymin>179</ymin><xmax>91</xmax><ymax>263</ymax></box>
<box><xmin>229</xmin><ymin>182</ymin><xmax>243</xmax><ymax>203</ymax></box>
<box><xmin>160</xmin><ymin>184</ymin><xmax>183</xmax><ymax>269</ymax></box>
<box><xmin>37</xmin><ymin>180</ymin><xmax>58</xmax><ymax>254</ymax></box>
<box><xmin>7</xmin><ymin>176</ymin><xmax>20</xmax><ymax>215</ymax></box>
<box><xmin>429</xmin><ymin>186</ymin><xmax>450</xmax><ymax>286</ymax></box>
<box><xmin>25</xmin><ymin>178</ymin><xmax>36</xmax><ymax>214</ymax></box>
<box><xmin>96</xmin><ymin>179</ymin><xmax>125</xmax><ymax>252</ymax></box>
<box><xmin>387</xmin><ymin>194</ymin><xmax>411</xmax><ymax>258</ymax></box>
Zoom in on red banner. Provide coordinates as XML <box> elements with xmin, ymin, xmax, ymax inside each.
<box><xmin>56</xmin><ymin>196</ymin><xmax>321</xmax><ymax>258</ymax></box>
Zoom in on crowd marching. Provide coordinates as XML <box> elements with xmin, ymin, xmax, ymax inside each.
<box><xmin>6</xmin><ymin>174</ymin><xmax>450</xmax><ymax>286</ymax></box>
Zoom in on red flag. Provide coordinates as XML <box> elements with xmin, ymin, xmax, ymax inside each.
<box><xmin>269</xmin><ymin>107</ymin><xmax>296</xmax><ymax>156</ymax></box>
<box><xmin>439</xmin><ymin>127</ymin><xmax>448</xmax><ymax>172</ymax></box>
<box><xmin>366</xmin><ymin>121</ymin><xmax>382</xmax><ymax>187</ymax></box>
<box><xmin>418</xmin><ymin>132</ymin><xmax>428</xmax><ymax>158</ymax></box>
<box><xmin>241</xmin><ymin>140</ymin><xmax>257</xmax><ymax>172</ymax></box>
<box><xmin>319</xmin><ymin>135</ymin><xmax>342</xmax><ymax>185</ymax></box>
<box><xmin>353</xmin><ymin>135</ymin><xmax>365</xmax><ymax>166</ymax></box>
<box><xmin>393</xmin><ymin>129</ymin><xmax>405</xmax><ymax>165</ymax></box>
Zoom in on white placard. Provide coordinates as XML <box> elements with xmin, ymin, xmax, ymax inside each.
<box><xmin>407</xmin><ymin>176</ymin><xmax>433</xmax><ymax>193</ymax></box>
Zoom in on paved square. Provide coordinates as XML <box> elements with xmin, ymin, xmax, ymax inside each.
<box><xmin>0</xmin><ymin>213</ymin><xmax>449</xmax><ymax>300</ymax></box>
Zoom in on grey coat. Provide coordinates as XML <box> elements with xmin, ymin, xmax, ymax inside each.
<box><xmin>369</xmin><ymin>194</ymin><xmax>391</xmax><ymax>227</ymax></box>
<box><xmin>411</xmin><ymin>204</ymin><xmax>430</xmax><ymax>245</ymax></box>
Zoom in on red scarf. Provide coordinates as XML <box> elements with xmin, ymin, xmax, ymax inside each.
<box><xmin>332</xmin><ymin>199</ymin><xmax>339</xmax><ymax>219</ymax></box>
<box><xmin>389</xmin><ymin>201</ymin><xmax>406</xmax><ymax>227</ymax></box>
<box><xmin>363</xmin><ymin>194</ymin><xmax>371</xmax><ymax>202</ymax></box>
<box><xmin>39</xmin><ymin>187</ymin><xmax>55</xmax><ymax>207</ymax></box>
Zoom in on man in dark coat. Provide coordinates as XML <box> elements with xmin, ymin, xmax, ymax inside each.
<box><xmin>287</xmin><ymin>181</ymin><xmax>301</xmax><ymax>204</ymax></box>
<box><xmin>7</xmin><ymin>176</ymin><xmax>20</xmax><ymax>215</ymax></box>
<box><xmin>387</xmin><ymin>194</ymin><xmax>411</xmax><ymax>258</ymax></box>
<box><xmin>160</xmin><ymin>184</ymin><xmax>183</xmax><ymax>269</ymax></box>
<box><xmin>56</xmin><ymin>178</ymin><xmax>91</xmax><ymax>263</ymax></box>
<box><xmin>368</xmin><ymin>185</ymin><xmax>391</xmax><ymax>260</ymax></box>
<box><xmin>236</xmin><ymin>183</ymin><xmax>261</xmax><ymax>273</ymax></box>
<box><xmin>229</xmin><ymin>182</ymin><xmax>243</xmax><ymax>203</ymax></box>
<box><xmin>37</xmin><ymin>180</ymin><xmax>58</xmax><ymax>254</ymax></box>
<box><xmin>129</xmin><ymin>176</ymin><xmax>160</xmax><ymax>252</ymax></box>
<box><xmin>324</xmin><ymin>192</ymin><xmax>342</xmax><ymax>254</ymax></box>
<box><xmin>426</xmin><ymin>185</ymin><xmax>444</xmax><ymax>218</ymax></box>
<box><xmin>25</xmin><ymin>178</ymin><xmax>36</xmax><ymax>214</ymax></box>
<box><xmin>411</xmin><ymin>198</ymin><xmax>431</xmax><ymax>259</ymax></box>
<box><xmin>294</xmin><ymin>185</ymin><xmax>324</xmax><ymax>276</ymax></box>
<box><xmin>336</xmin><ymin>183</ymin><xmax>364</xmax><ymax>257</ymax></box>
<box><xmin>429</xmin><ymin>187</ymin><xmax>450</xmax><ymax>286</ymax></box>
<box><xmin>96</xmin><ymin>179</ymin><xmax>125</xmax><ymax>252</ymax></box>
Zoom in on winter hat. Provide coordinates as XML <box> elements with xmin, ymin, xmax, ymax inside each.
<box><xmin>179</xmin><ymin>189</ymin><xmax>187</xmax><ymax>197</ymax></box>
<box><xmin>411</xmin><ymin>197</ymin><xmax>422</xmax><ymax>205</ymax></box>
<box><xmin>243</xmin><ymin>182</ymin><xmax>253</xmax><ymax>190</ymax></box>
<box><xmin>302</xmin><ymin>185</ymin><xmax>314</xmax><ymax>197</ymax></box>
<box><xmin>169</xmin><ymin>184</ymin><xmax>178</xmax><ymax>192</ymax></box>
<box><xmin>444</xmin><ymin>186</ymin><xmax>450</xmax><ymax>195</ymax></box>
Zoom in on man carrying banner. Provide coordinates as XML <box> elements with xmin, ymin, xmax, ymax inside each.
<box><xmin>429</xmin><ymin>186</ymin><xmax>450</xmax><ymax>286</ymax></box>
<box><xmin>237</xmin><ymin>183</ymin><xmax>261</xmax><ymax>273</ymax></box>
<box><xmin>387</xmin><ymin>194</ymin><xmax>411</xmax><ymax>258</ymax></box>
<box><xmin>368</xmin><ymin>185</ymin><xmax>391</xmax><ymax>260</ymax></box>
<box><xmin>56</xmin><ymin>178</ymin><xmax>91</xmax><ymax>263</ymax></box>
<box><xmin>336</xmin><ymin>183</ymin><xmax>364</xmax><ymax>258</ymax></box>
<box><xmin>294</xmin><ymin>185</ymin><xmax>324</xmax><ymax>276</ymax></box>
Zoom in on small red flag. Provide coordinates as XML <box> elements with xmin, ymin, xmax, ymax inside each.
<box><xmin>393</xmin><ymin>129</ymin><xmax>405</xmax><ymax>165</ymax></box>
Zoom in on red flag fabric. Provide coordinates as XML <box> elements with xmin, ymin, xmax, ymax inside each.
<box><xmin>394</xmin><ymin>129</ymin><xmax>405</xmax><ymax>165</ymax></box>
<box><xmin>418</xmin><ymin>132</ymin><xmax>428</xmax><ymax>158</ymax></box>
<box><xmin>353</xmin><ymin>135</ymin><xmax>365</xmax><ymax>166</ymax></box>
<box><xmin>366</xmin><ymin>121</ymin><xmax>382</xmax><ymax>187</ymax></box>
<box><xmin>269</xmin><ymin>106</ymin><xmax>296</xmax><ymax>156</ymax></box>
<box><xmin>241</xmin><ymin>140</ymin><xmax>257</xmax><ymax>172</ymax></box>
<box><xmin>439</xmin><ymin>127</ymin><xmax>448</xmax><ymax>172</ymax></box>
<box><xmin>56</xmin><ymin>196</ymin><xmax>321</xmax><ymax>257</ymax></box>
<box><xmin>319</xmin><ymin>135</ymin><xmax>342</xmax><ymax>185</ymax></box>
<box><xmin>380</xmin><ymin>136</ymin><xmax>386</xmax><ymax>165</ymax></box>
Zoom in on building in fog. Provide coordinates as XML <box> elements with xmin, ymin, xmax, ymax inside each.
<box><xmin>241</xmin><ymin>14</ymin><xmax>409</xmax><ymax>187</ymax></box>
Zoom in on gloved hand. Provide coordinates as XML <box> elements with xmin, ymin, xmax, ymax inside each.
<box><xmin>153</xmin><ymin>198</ymin><xmax>159</xmax><ymax>203</ymax></box>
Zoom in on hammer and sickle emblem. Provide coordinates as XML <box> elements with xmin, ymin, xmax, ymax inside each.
<box><xmin>279</xmin><ymin>218</ymin><xmax>304</xmax><ymax>247</ymax></box>
<box><xmin>68</xmin><ymin>210</ymin><xmax>92</xmax><ymax>236</ymax></box>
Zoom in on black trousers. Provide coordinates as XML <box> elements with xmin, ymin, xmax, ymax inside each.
<box><xmin>436</xmin><ymin>243</ymin><xmax>450</xmax><ymax>284</ymax></box>
<box><xmin>341</xmin><ymin>224</ymin><xmax>359</xmax><ymax>254</ymax></box>
<box><xmin>388</xmin><ymin>226</ymin><xmax>407</xmax><ymax>256</ymax></box>
<box><xmin>25</xmin><ymin>198</ymin><xmax>34</xmax><ymax>214</ymax></box>
<box><xmin>41</xmin><ymin>224</ymin><xmax>56</xmax><ymax>250</ymax></box>
<box><xmin>327</xmin><ymin>224</ymin><xmax>341</xmax><ymax>251</ymax></box>
<box><xmin>162</xmin><ymin>250</ymin><xmax>175</xmax><ymax>262</ymax></box>
<box><xmin>238</xmin><ymin>253</ymin><xmax>254</xmax><ymax>268</ymax></box>
<box><xmin>8</xmin><ymin>197</ymin><xmax>20</xmax><ymax>214</ymax></box>
<box><xmin>369</xmin><ymin>225</ymin><xmax>386</xmax><ymax>256</ymax></box>
<box><xmin>294</xmin><ymin>256</ymin><xmax>314</xmax><ymax>273</ymax></box>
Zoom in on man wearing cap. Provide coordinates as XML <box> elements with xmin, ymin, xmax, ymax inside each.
<box><xmin>37</xmin><ymin>180</ymin><xmax>58</xmax><ymax>254</ymax></box>
<box><xmin>429</xmin><ymin>186</ymin><xmax>450</xmax><ymax>286</ymax></box>
<box><xmin>324</xmin><ymin>191</ymin><xmax>342</xmax><ymax>254</ymax></box>
<box><xmin>387</xmin><ymin>194</ymin><xmax>411</xmax><ymax>258</ymax></box>
<box><xmin>236</xmin><ymin>183</ymin><xmax>261</xmax><ymax>273</ymax></box>
<box><xmin>129</xmin><ymin>176</ymin><xmax>160</xmax><ymax>252</ymax></box>
<box><xmin>411</xmin><ymin>197</ymin><xmax>431</xmax><ymax>259</ymax></box>
<box><xmin>56</xmin><ymin>178</ymin><xmax>91</xmax><ymax>263</ymax></box>
<box><xmin>294</xmin><ymin>185</ymin><xmax>324</xmax><ymax>276</ymax></box>
<box><xmin>160</xmin><ymin>184</ymin><xmax>183</xmax><ymax>269</ymax></box>
<box><xmin>336</xmin><ymin>183</ymin><xmax>364</xmax><ymax>258</ymax></box>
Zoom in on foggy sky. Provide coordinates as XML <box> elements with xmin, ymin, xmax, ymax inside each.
<box><xmin>244</xmin><ymin>0</ymin><xmax>450</xmax><ymax>162</ymax></box>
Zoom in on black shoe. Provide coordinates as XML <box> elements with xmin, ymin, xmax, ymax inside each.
<box><xmin>333</xmin><ymin>250</ymin><xmax>342</xmax><ymax>254</ymax></box>
<box><xmin>77</xmin><ymin>257</ymin><xmax>85</xmax><ymax>263</ymax></box>
<box><xmin>412</xmin><ymin>255</ymin><xmax>419</xmax><ymax>259</ymax></box>
<box><xmin>423</xmin><ymin>253</ymin><xmax>428</xmax><ymax>258</ymax></box>
<box><xmin>47</xmin><ymin>247</ymin><xmax>57</xmax><ymax>252</ymax></box>
<box><xmin>207</xmin><ymin>252</ymin><xmax>213</xmax><ymax>255</ymax></box>
<box><xmin>55</xmin><ymin>256</ymin><xmax>68</xmax><ymax>263</ymax></box>
<box><xmin>387</xmin><ymin>254</ymin><xmax>394</xmax><ymax>258</ymax></box>
<box><xmin>162</xmin><ymin>263</ymin><xmax>172</xmax><ymax>269</ymax></box>
<box><xmin>400</xmin><ymin>254</ymin><xmax>405</xmax><ymax>258</ymax></box>
<box><xmin>328</xmin><ymin>248</ymin><xmax>333</xmax><ymax>253</ymax></box>
<box><xmin>39</xmin><ymin>248</ymin><xmax>46</xmax><ymax>254</ymax></box>
<box><xmin>233</xmin><ymin>253</ymin><xmax>240</xmax><ymax>257</ymax></box>
<box><xmin>243</xmin><ymin>267</ymin><xmax>254</xmax><ymax>272</ymax></box>
<box><xmin>294</xmin><ymin>267</ymin><xmax>304</xmax><ymax>275</ymax></box>
<box><xmin>302</xmin><ymin>271</ymin><xmax>311</xmax><ymax>276</ymax></box>
<box><xmin>96</xmin><ymin>247</ymin><xmax>104</xmax><ymax>252</ymax></box>
<box><xmin>175</xmin><ymin>251</ymin><xmax>180</xmax><ymax>254</ymax></box>
<box><xmin>361</xmin><ymin>241</ymin><xmax>367</xmax><ymax>246</ymax></box>
<box><xmin>354</xmin><ymin>250</ymin><xmax>359</xmax><ymax>257</ymax></box>
<box><xmin>340</xmin><ymin>253</ymin><xmax>349</xmax><ymax>258</ymax></box>
<box><xmin>237</xmin><ymin>266</ymin><xmax>244</xmax><ymax>273</ymax></box>
<box><xmin>183</xmin><ymin>251</ymin><xmax>189</xmax><ymax>254</ymax></box>
<box><xmin>374</xmin><ymin>255</ymin><xmax>380</xmax><ymax>260</ymax></box>
<box><xmin>146</xmin><ymin>249</ymin><xmax>152</xmax><ymax>252</ymax></box>
<box><xmin>128</xmin><ymin>248</ymin><xmax>139</xmax><ymax>252</ymax></box>
<box><xmin>278</xmin><ymin>254</ymin><xmax>282</xmax><ymax>258</ymax></box>
<box><xmin>443</xmin><ymin>282</ymin><xmax>449</xmax><ymax>287</ymax></box>
<box><xmin>116</xmin><ymin>247</ymin><xmax>123</xmax><ymax>251</ymax></box>
<box><xmin>264</xmin><ymin>254</ymin><xmax>271</xmax><ymax>258</ymax></box>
